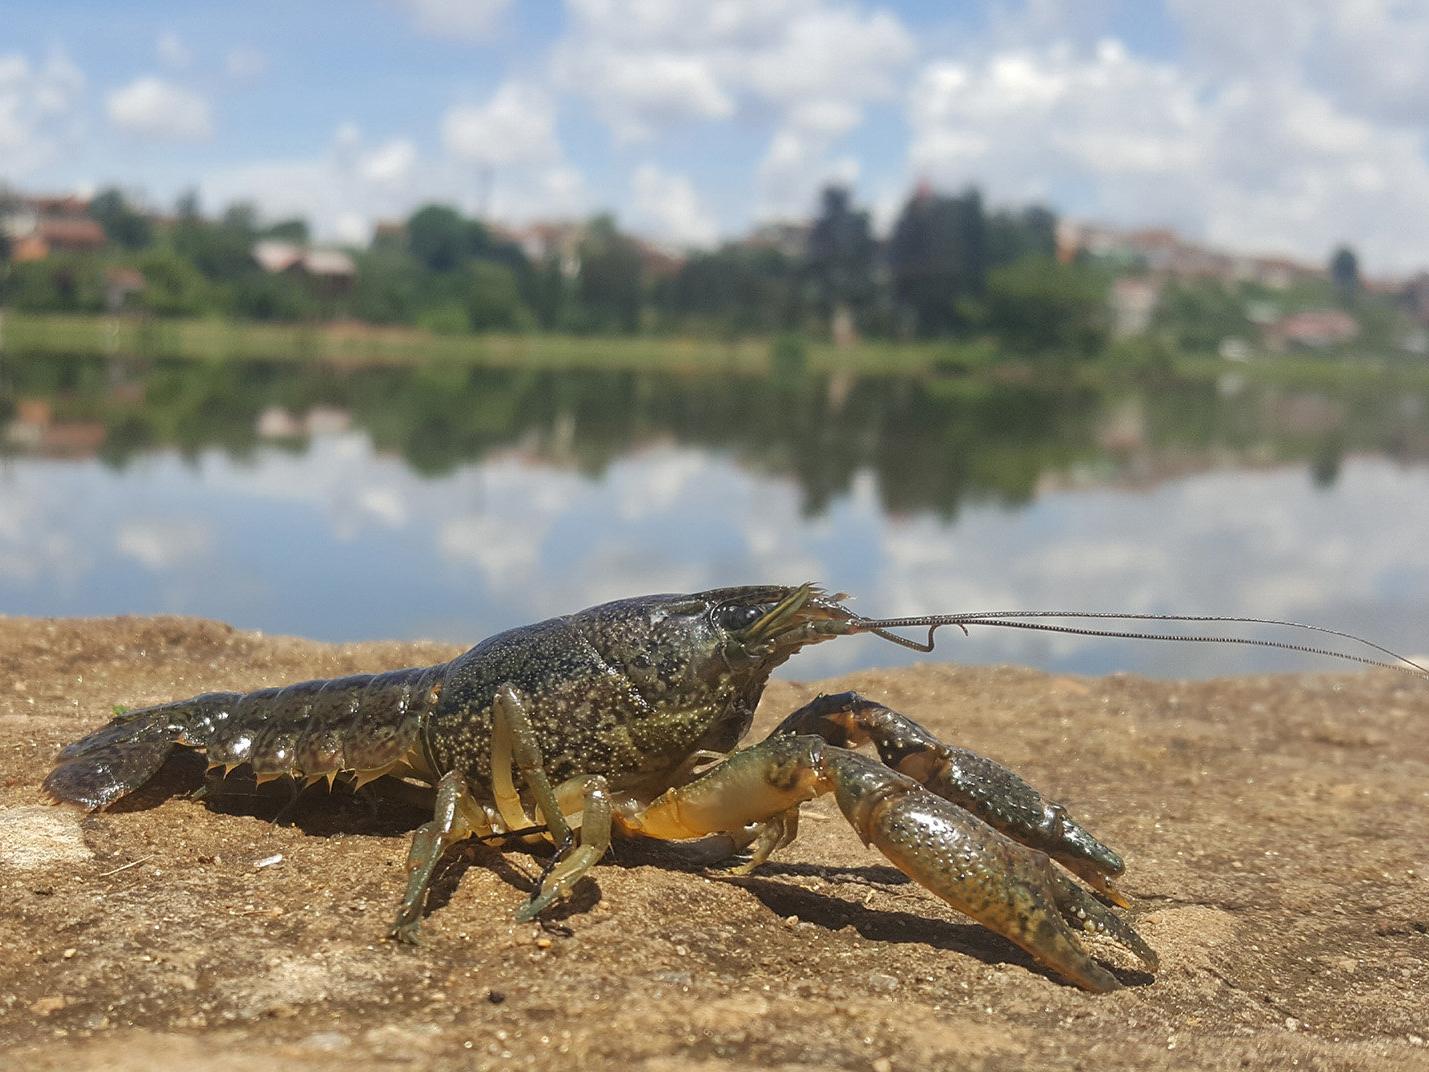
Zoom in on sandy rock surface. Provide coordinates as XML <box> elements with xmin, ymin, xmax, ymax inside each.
<box><xmin>1</xmin><ymin>615</ymin><xmax>1427</xmax><ymax>1071</ymax></box>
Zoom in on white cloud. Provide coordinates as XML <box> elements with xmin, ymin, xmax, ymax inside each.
<box><xmin>438</xmin><ymin>81</ymin><xmax>588</xmax><ymax>222</ymax></box>
<box><xmin>756</xmin><ymin>126</ymin><xmax>860</xmax><ymax>220</ymax></box>
<box><xmin>106</xmin><ymin>75</ymin><xmax>212</xmax><ymax>141</ymax></box>
<box><xmin>357</xmin><ymin>138</ymin><xmax>417</xmax><ymax>186</ymax></box>
<box><xmin>629</xmin><ymin>163</ymin><xmax>717</xmax><ymax>247</ymax></box>
<box><xmin>557</xmin><ymin>48</ymin><xmax>733</xmax><ymax>142</ymax></box>
<box><xmin>441</xmin><ymin>82</ymin><xmax>561</xmax><ymax>167</ymax></box>
<box><xmin>556</xmin><ymin>0</ymin><xmax>912</xmax><ymax>148</ymax></box>
<box><xmin>116</xmin><ymin>520</ymin><xmax>212</xmax><ymax>571</ymax></box>
<box><xmin>204</xmin><ymin>125</ymin><xmax>409</xmax><ymax>242</ymax></box>
<box><xmin>394</xmin><ymin>0</ymin><xmax>511</xmax><ymax>41</ymax></box>
<box><xmin>1168</xmin><ymin>0</ymin><xmax>1429</xmax><ymax>124</ymax></box>
<box><xmin>904</xmin><ymin>37</ymin><xmax>1429</xmax><ymax>272</ymax></box>
<box><xmin>203</xmin><ymin>116</ymin><xmax>583</xmax><ymax>244</ymax></box>
<box><xmin>0</xmin><ymin>49</ymin><xmax>85</xmax><ymax>177</ymax></box>
<box><xmin>743</xmin><ymin>5</ymin><xmax>911</xmax><ymax>111</ymax></box>
<box><xmin>156</xmin><ymin>31</ymin><xmax>192</xmax><ymax>70</ymax></box>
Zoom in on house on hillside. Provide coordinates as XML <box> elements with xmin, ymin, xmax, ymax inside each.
<box><xmin>1266</xmin><ymin>309</ymin><xmax>1359</xmax><ymax>350</ymax></box>
<box><xmin>1059</xmin><ymin>220</ymin><xmax>1324</xmax><ymax>290</ymax></box>
<box><xmin>1109</xmin><ymin>276</ymin><xmax>1161</xmax><ymax>337</ymax></box>
<box><xmin>252</xmin><ymin>240</ymin><xmax>356</xmax><ymax>292</ymax></box>
<box><xmin>2</xmin><ymin>193</ymin><xmax>106</xmax><ymax>262</ymax></box>
<box><xmin>10</xmin><ymin>217</ymin><xmax>107</xmax><ymax>261</ymax></box>
<box><xmin>740</xmin><ymin>221</ymin><xmax>811</xmax><ymax>260</ymax></box>
<box><xmin>492</xmin><ymin>221</ymin><xmax>586</xmax><ymax>279</ymax></box>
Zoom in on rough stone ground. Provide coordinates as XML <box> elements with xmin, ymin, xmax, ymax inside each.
<box><xmin>1</xmin><ymin>615</ymin><xmax>1427</xmax><ymax>1072</ymax></box>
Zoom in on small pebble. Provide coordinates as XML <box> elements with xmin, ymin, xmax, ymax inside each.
<box><xmin>61</xmin><ymin>948</ymin><xmax>77</xmax><ymax>959</ymax></box>
<box><xmin>487</xmin><ymin>990</ymin><xmax>506</xmax><ymax>1005</ymax></box>
<box><xmin>534</xmin><ymin>936</ymin><xmax>552</xmax><ymax>950</ymax></box>
<box><xmin>873</xmin><ymin>1058</ymin><xmax>893</xmax><ymax>1072</ymax></box>
<box><xmin>254</xmin><ymin>853</ymin><xmax>284</xmax><ymax>869</ymax></box>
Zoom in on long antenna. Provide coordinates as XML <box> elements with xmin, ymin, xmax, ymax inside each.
<box><xmin>854</xmin><ymin>610</ymin><xmax>1429</xmax><ymax>677</ymax></box>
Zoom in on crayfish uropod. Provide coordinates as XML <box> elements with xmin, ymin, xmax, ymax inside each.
<box><xmin>42</xmin><ymin>584</ymin><xmax>1424</xmax><ymax>992</ymax></box>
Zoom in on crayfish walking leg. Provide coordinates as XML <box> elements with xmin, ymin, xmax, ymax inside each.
<box><xmin>391</xmin><ymin>769</ymin><xmax>485</xmax><ymax>943</ymax></box>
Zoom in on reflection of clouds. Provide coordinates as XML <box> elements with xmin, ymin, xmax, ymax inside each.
<box><xmin>614</xmin><ymin>449</ymin><xmax>705</xmax><ymax>521</ymax></box>
<box><xmin>355</xmin><ymin>487</ymin><xmax>407</xmax><ymax>529</ymax></box>
<box><xmin>859</xmin><ymin>463</ymin><xmax>1429</xmax><ymax>677</ymax></box>
<box><xmin>115</xmin><ymin>520</ymin><xmax>213</xmax><ymax>570</ymax></box>
<box><xmin>435</xmin><ymin>457</ymin><xmax>589</xmax><ymax>594</ymax></box>
<box><xmin>1</xmin><ymin>437</ymin><xmax>1424</xmax><ymax>682</ymax></box>
<box><xmin>204</xmin><ymin>433</ymin><xmax>413</xmax><ymax>541</ymax></box>
<box><xmin>0</xmin><ymin>467</ymin><xmax>93</xmax><ymax>590</ymax></box>
<box><xmin>439</xmin><ymin>514</ymin><xmax>542</xmax><ymax>586</ymax></box>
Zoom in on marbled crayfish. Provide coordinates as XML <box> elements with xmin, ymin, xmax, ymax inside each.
<box><xmin>43</xmin><ymin>584</ymin><xmax>1421</xmax><ymax>991</ymax></box>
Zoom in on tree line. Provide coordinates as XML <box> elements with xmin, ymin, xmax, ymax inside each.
<box><xmin>0</xmin><ymin>181</ymin><xmax>1152</xmax><ymax>357</ymax></box>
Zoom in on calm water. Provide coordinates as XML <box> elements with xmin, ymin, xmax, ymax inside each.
<box><xmin>2</xmin><ymin>351</ymin><xmax>1426</xmax><ymax>679</ymax></box>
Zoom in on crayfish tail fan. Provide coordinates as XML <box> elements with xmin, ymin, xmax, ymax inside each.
<box><xmin>41</xmin><ymin>700</ymin><xmax>219</xmax><ymax>811</ymax></box>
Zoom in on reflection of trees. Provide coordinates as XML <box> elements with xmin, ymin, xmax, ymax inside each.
<box><xmin>2</xmin><ymin>352</ymin><xmax>1426</xmax><ymax>515</ymax></box>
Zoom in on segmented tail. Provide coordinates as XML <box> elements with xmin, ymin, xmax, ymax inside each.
<box><xmin>42</xmin><ymin>697</ymin><xmax>228</xmax><ymax>811</ymax></box>
<box><xmin>44</xmin><ymin>665</ymin><xmax>448</xmax><ymax>811</ymax></box>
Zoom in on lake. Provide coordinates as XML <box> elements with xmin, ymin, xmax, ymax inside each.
<box><xmin>2</xmin><ymin>350</ymin><xmax>1425</xmax><ymax>679</ymax></box>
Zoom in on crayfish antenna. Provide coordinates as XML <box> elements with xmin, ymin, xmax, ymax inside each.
<box><xmin>853</xmin><ymin>611</ymin><xmax>1429</xmax><ymax>678</ymax></box>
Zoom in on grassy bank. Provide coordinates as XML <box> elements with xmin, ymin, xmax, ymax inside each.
<box><xmin>2</xmin><ymin>309</ymin><xmax>1425</xmax><ymax>386</ymax></box>
<box><xmin>0</xmin><ymin>311</ymin><xmax>967</xmax><ymax>376</ymax></box>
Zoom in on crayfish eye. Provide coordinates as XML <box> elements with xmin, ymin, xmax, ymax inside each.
<box><xmin>716</xmin><ymin>604</ymin><xmax>765</xmax><ymax>632</ymax></box>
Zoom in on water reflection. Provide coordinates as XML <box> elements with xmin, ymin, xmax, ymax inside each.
<box><xmin>1</xmin><ymin>351</ymin><xmax>1425</xmax><ymax>678</ymax></box>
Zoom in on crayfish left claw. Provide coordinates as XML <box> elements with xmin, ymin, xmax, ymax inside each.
<box><xmin>829</xmin><ymin>749</ymin><xmax>1156</xmax><ymax>992</ymax></box>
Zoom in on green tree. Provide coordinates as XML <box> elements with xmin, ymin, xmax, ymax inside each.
<box><xmin>89</xmin><ymin>187</ymin><xmax>153</xmax><ymax>249</ymax></box>
<box><xmin>221</xmin><ymin>202</ymin><xmax>259</xmax><ymax>236</ymax></box>
<box><xmin>407</xmin><ymin>204</ymin><xmax>472</xmax><ymax>273</ymax></box>
<box><xmin>980</xmin><ymin>257</ymin><xmax>1109</xmax><ymax>355</ymax></box>
<box><xmin>806</xmin><ymin>186</ymin><xmax>875</xmax><ymax>331</ymax></box>
<box><xmin>264</xmin><ymin>218</ymin><xmax>310</xmax><ymax>243</ymax></box>
<box><xmin>987</xmin><ymin>205</ymin><xmax>1057</xmax><ymax>266</ymax></box>
<box><xmin>575</xmin><ymin>215</ymin><xmax>643</xmax><ymax>332</ymax></box>
<box><xmin>1330</xmin><ymin>245</ymin><xmax>1359</xmax><ymax>305</ymax></box>
<box><xmin>134</xmin><ymin>249</ymin><xmax>208</xmax><ymax>316</ymax></box>
<box><xmin>350</xmin><ymin>247</ymin><xmax>424</xmax><ymax>324</ymax></box>
<box><xmin>1153</xmin><ymin>280</ymin><xmax>1253</xmax><ymax>352</ymax></box>
<box><xmin>656</xmin><ymin>245</ymin><xmax>799</xmax><ymax>336</ymax></box>
<box><xmin>527</xmin><ymin>256</ymin><xmax>571</xmax><ymax>331</ymax></box>
<box><xmin>887</xmin><ymin>187</ymin><xmax>987</xmax><ymax>337</ymax></box>
<box><xmin>172</xmin><ymin>211</ymin><xmax>257</xmax><ymax>284</ymax></box>
<box><xmin>0</xmin><ymin>187</ymin><xmax>17</xmax><ymax>266</ymax></box>
<box><xmin>231</xmin><ymin>272</ymin><xmax>318</xmax><ymax>321</ymax></box>
<box><xmin>465</xmin><ymin>261</ymin><xmax>529</xmax><ymax>330</ymax></box>
<box><xmin>7</xmin><ymin>254</ymin><xmax>106</xmax><ymax>312</ymax></box>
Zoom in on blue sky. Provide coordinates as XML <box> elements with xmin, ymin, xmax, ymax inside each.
<box><xmin>4</xmin><ymin>1</ymin><xmax>1429</xmax><ymax>273</ymax></box>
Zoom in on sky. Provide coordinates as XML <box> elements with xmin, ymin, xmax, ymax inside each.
<box><xmin>4</xmin><ymin>0</ymin><xmax>1429</xmax><ymax>274</ymax></box>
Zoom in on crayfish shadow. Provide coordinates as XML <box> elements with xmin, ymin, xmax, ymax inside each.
<box><xmin>723</xmin><ymin>874</ymin><xmax>1155</xmax><ymax>991</ymax></box>
<box><xmin>110</xmin><ymin>751</ymin><xmax>431</xmax><ymax>839</ymax></box>
<box><xmin>106</xmin><ymin>748</ymin><xmax>209</xmax><ymax>812</ymax></box>
<box><xmin>421</xmin><ymin>840</ymin><xmax>600</xmax><ymax>928</ymax></box>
